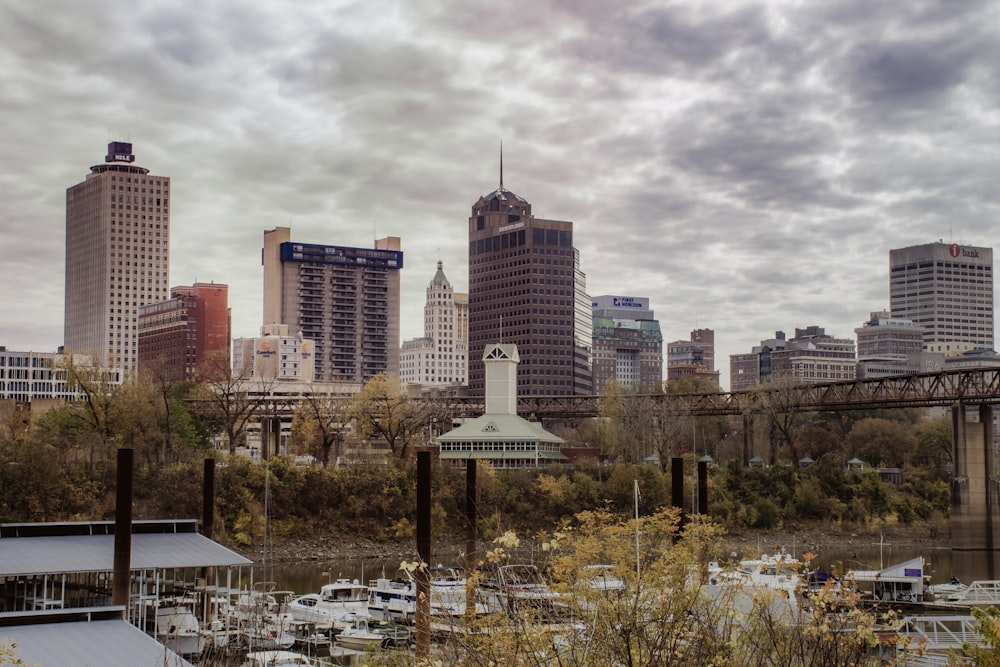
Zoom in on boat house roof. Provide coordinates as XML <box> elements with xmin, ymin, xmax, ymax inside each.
<box><xmin>0</xmin><ymin>519</ymin><xmax>252</xmax><ymax>577</ymax></box>
<box><xmin>0</xmin><ymin>607</ymin><xmax>194</xmax><ymax>667</ymax></box>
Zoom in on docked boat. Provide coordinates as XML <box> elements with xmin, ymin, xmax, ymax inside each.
<box><xmin>153</xmin><ymin>604</ymin><xmax>209</xmax><ymax>657</ymax></box>
<box><xmin>288</xmin><ymin>577</ymin><xmax>370</xmax><ymax>628</ymax></box>
<box><xmin>847</xmin><ymin>556</ymin><xmax>926</xmax><ymax>603</ymax></box>
<box><xmin>231</xmin><ymin>582</ymin><xmax>297</xmax><ymax>651</ymax></box>
<box><xmin>241</xmin><ymin>649</ymin><xmax>322</xmax><ymax>666</ymax></box>
<box><xmin>477</xmin><ymin>563</ymin><xmax>565</xmax><ymax>617</ymax></box>
<box><xmin>334</xmin><ymin>617</ymin><xmax>411</xmax><ymax>651</ymax></box>
<box><xmin>368</xmin><ymin>564</ymin><xmax>484</xmax><ymax>619</ymax></box>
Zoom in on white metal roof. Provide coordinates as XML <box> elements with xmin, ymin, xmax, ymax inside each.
<box><xmin>0</xmin><ymin>528</ymin><xmax>252</xmax><ymax>577</ymax></box>
<box><xmin>0</xmin><ymin>608</ymin><xmax>194</xmax><ymax>667</ymax></box>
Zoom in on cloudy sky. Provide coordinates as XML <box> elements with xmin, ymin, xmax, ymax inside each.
<box><xmin>2</xmin><ymin>0</ymin><xmax>999</xmax><ymax>391</ymax></box>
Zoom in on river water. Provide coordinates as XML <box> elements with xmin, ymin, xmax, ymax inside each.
<box><xmin>266</xmin><ymin>543</ymin><xmax>1000</xmax><ymax>596</ymax></box>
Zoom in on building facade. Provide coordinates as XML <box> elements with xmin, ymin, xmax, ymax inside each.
<box><xmin>233</xmin><ymin>323</ymin><xmax>315</xmax><ymax>382</ymax></box>
<box><xmin>729</xmin><ymin>327</ymin><xmax>856</xmax><ymax>391</ymax></box>
<box><xmin>400</xmin><ymin>261</ymin><xmax>468</xmax><ymax>387</ymax></box>
<box><xmin>855</xmin><ymin>310</ymin><xmax>944</xmax><ymax>379</ymax></box>
<box><xmin>889</xmin><ymin>242</ymin><xmax>994</xmax><ymax>354</ymax></box>
<box><xmin>591</xmin><ymin>295</ymin><xmax>663</xmax><ymax>393</ymax></box>
<box><xmin>137</xmin><ymin>282</ymin><xmax>231</xmax><ymax>381</ymax></box>
<box><xmin>0</xmin><ymin>348</ymin><xmax>93</xmax><ymax>403</ymax></box>
<box><xmin>666</xmin><ymin>328</ymin><xmax>719</xmax><ymax>386</ymax></box>
<box><xmin>262</xmin><ymin>227</ymin><xmax>402</xmax><ymax>384</ymax></box>
<box><xmin>467</xmin><ymin>181</ymin><xmax>592</xmax><ymax>396</ymax></box>
<box><xmin>64</xmin><ymin>142</ymin><xmax>170</xmax><ymax>376</ymax></box>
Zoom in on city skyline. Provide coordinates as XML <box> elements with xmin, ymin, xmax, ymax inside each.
<box><xmin>3</xmin><ymin>1</ymin><xmax>1000</xmax><ymax>391</ymax></box>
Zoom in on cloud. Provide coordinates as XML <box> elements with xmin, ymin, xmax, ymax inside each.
<box><xmin>1</xmin><ymin>0</ymin><xmax>999</xmax><ymax>389</ymax></box>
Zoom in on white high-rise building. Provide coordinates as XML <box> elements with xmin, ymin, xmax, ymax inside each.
<box><xmin>64</xmin><ymin>142</ymin><xmax>170</xmax><ymax>375</ymax></box>
<box><xmin>400</xmin><ymin>261</ymin><xmax>468</xmax><ymax>387</ymax></box>
<box><xmin>890</xmin><ymin>242</ymin><xmax>994</xmax><ymax>354</ymax></box>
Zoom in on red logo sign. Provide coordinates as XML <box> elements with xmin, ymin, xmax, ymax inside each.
<box><xmin>950</xmin><ymin>244</ymin><xmax>961</xmax><ymax>257</ymax></box>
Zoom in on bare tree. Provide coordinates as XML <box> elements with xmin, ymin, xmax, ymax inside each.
<box><xmin>290</xmin><ymin>386</ymin><xmax>353</xmax><ymax>466</ymax></box>
<box><xmin>189</xmin><ymin>355</ymin><xmax>267</xmax><ymax>455</ymax></box>
<box><xmin>352</xmin><ymin>374</ymin><xmax>445</xmax><ymax>460</ymax></box>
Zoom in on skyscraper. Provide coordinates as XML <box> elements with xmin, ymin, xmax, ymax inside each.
<box><xmin>137</xmin><ymin>282</ymin><xmax>231</xmax><ymax>381</ymax></box>
<box><xmin>64</xmin><ymin>142</ymin><xmax>170</xmax><ymax>375</ymax></box>
<box><xmin>591</xmin><ymin>295</ymin><xmax>663</xmax><ymax>393</ymax></box>
<box><xmin>467</xmin><ymin>177</ymin><xmax>592</xmax><ymax>396</ymax></box>
<box><xmin>400</xmin><ymin>261</ymin><xmax>468</xmax><ymax>387</ymax></box>
<box><xmin>890</xmin><ymin>242</ymin><xmax>994</xmax><ymax>354</ymax></box>
<box><xmin>262</xmin><ymin>227</ymin><xmax>402</xmax><ymax>384</ymax></box>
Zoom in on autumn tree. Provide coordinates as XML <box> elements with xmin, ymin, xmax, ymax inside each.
<box><xmin>911</xmin><ymin>415</ymin><xmax>953</xmax><ymax>478</ymax></box>
<box><xmin>290</xmin><ymin>386</ymin><xmax>353</xmax><ymax>466</ymax></box>
<box><xmin>352</xmin><ymin>374</ymin><xmax>444</xmax><ymax>460</ymax></box>
<box><xmin>845</xmin><ymin>417</ymin><xmax>916</xmax><ymax>469</ymax></box>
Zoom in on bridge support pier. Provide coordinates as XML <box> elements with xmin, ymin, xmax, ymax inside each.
<box><xmin>951</xmin><ymin>403</ymin><xmax>1000</xmax><ymax>550</ymax></box>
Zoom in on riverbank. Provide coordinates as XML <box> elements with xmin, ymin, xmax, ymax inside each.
<box><xmin>237</xmin><ymin>520</ymin><xmax>950</xmax><ymax>565</ymax></box>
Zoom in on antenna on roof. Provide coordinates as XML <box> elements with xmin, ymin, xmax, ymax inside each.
<box><xmin>499</xmin><ymin>141</ymin><xmax>504</xmax><ymax>190</ymax></box>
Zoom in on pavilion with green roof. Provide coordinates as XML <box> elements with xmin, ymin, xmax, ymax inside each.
<box><xmin>437</xmin><ymin>343</ymin><xmax>565</xmax><ymax>468</ymax></box>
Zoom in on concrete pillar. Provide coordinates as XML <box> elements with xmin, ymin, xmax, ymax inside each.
<box><xmin>951</xmin><ymin>403</ymin><xmax>1000</xmax><ymax>550</ymax></box>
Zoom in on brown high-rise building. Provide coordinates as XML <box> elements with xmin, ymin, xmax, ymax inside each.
<box><xmin>468</xmin><ymin>179</ymin><xmax>592</xmax><ymax>396</ymax></box>
<box><xmin>65</xmin><ymin>142</ymin><xmax>170</xmax><ymax>375</ymax></box>
<box><xmin>667</xmin><ymin>328</ymin><xmax>720</xmax><ymax>386</ymax></box>
<box><xmin>262</xmin><ymin>227</ymin><xmax>402</xmax><ymax>383</ymax></box>
<box><xmin>137</xmin><ymin>283</ymin><xmax>231</xmax><ymax>381</ymax></box>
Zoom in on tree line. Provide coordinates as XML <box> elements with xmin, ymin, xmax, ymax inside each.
<box><xmin>0</xmin><ymin>364</ymin><xmax>956</xmax><ymax>543</ymax></box>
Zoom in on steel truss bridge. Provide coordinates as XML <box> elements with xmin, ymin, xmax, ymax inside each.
<box><xmin>429</xmin><ymin>368</ymin><xmax>1000</xmax><ymax>420</ymax></box>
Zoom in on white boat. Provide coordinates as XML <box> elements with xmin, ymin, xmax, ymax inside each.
<box><xmin>928</xmin><ymin>577</ymin><xmax>968</xmax><ymax>601</ymax></box>
<box><xmin>231</xmin><ymin>582</ymin><xmax>297</xmax><ymax>651</ymax></box>
<box><xmin>241</xmin><ymin>649</ymin><xmax>321</xmax><ymax>666</ymax></box>
<box><xmin>847</xmin><ymin>556</ymin><xmax>927</xmax><ymax>603</ymax></box>
<box><xmin>368</xmin><ymin>564</ymin><xmax>484</xmax><ymax>619</ymax></box>
<box><xmin>478</xmin><ymin>563</ymin><xmax>564</xmax><ymax>617</ymax></box>
<box><xmin>154</xmin><ymin>604</ymin><xmax>209</xmax><ymax>657</ymax></box>
<box><xmin>288</xmin><ymin>578</ymin><xmax>370</xmax><ymax>628</ymax></box>
<box><xmin>583</xmin><ymin>564</ymin><xmax>625</xmax><ymax>592</ymax></box>
<box><xmin>334</xmin><ymin>617</ymin><xmax>411</xmax><ymax>651</ymax></box>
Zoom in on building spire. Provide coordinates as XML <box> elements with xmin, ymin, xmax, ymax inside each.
<box><xmin>499</xmin><ymin>141</ymin><xmax>503</xmax><ymax>190</ymax></box>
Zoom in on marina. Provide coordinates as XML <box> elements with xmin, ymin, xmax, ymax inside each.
<box><xmin>4</xmin><ymin>515</ymin><xmax>1000</xmax><ymax>666</ymax></box>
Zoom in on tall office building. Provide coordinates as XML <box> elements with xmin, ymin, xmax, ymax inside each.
<box><xmin>890</xmin><ymin>242</ymin><xmax>994</xmax><ymax>354</ymax></box>
<box><xmin>262</xmin><ymin>227</ymin><xmax>402</xmax><ymax>384</ymax></box>
<box><xmin>137</xmin><ymin>282</ymin><xmax>231</xmax><ymax>381</ymax></box>
<box><xmin>468</xmin><ymin>178</ymin><xmax>592</xmax><ymax>396</ymax></box>
<box><xmin>400</xmin><ymin>261</ymin><xmax>468</xmax><ymax>387</ymax></box>
<box><xmin>64</xmin><ymin>142</ymin><xmax>170</xmax><ymax>375</ymax></box>
<box><xmin>591</xmin><ymin>295</ymin><xmax>663</xmax><ymax>393</ymax></box>
<box><xmin>667</xmin><ymin>328</ymin><xmax>720</xmax><ymax>386</ymax></box>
